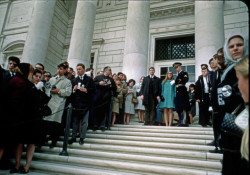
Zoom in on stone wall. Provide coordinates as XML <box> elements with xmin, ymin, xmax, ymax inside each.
<box><xmin>45</xmin><ymin>0</ymin><xmax>69</xmax><ymax>74</ymax></box>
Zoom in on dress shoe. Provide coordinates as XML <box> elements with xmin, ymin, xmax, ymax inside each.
<box><xmin>19</xmin><ymin>166</ymin><xmax>29</xmax><ymax>174</ymax></box>
<box><xmin>10</xmin><ymin>167</ymin><xmax>19</xmax><ymax>174</ymax></box>
<box><xmin>49</xmin><ymin>141</ymin><xmax>57</xmax><ymax>148</ymax></box>
<box><xmin>79</xmin><ymin>138</ymin><xmax>84</xmax><ymax>145</ymax></box>
<box><xmin>68</xmin><ymin>138</ymin><xmax>76</xmax><ymax>145</ymax></box>
<box><xmin>92</xmin><ymin>126</ymin><xmax>98</xmax><ymax>131</ymax></box>
<box><xmin>206</xmin><ymin>140</ymin><xmax>215</xmax><ymax>146</ymax></box>
<box><xmin>100</xmin><ymin>127</ymin><xmax>105</xmax><ymax>131</ymax></box>
<box><xmin>209</xmin><ymin>148</ymin><xmax>222</xmax><ymax>154</ymax></box>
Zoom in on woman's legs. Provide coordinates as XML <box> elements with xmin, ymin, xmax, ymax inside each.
<box><xmin>112</xmin><ymin>112</ymin><xmax>116</xmax><ymax>126</ymax></box>
<box><xmin>124</xmin><ymin>114</ymin><xmax>127</xmax><ymax>124</ymax></box>
<box><xmin>164</xmin><ymin>108</ymin><xmax>168</xmax><ymax>126</ymax></box>
<box><xmin>189</xmin><ymin>113</ymin><xmax>193</xmax><ymax>124</ymax></box>
<box><xmin>14</xmin><ymin>144</ymin><xmax>23</xmax><ymax>169</ymax></box>
<box><xmin>169</xmin><ymin>108</ymin><xmax>173</xmax><ymax>126</ymax></box>
<box><xmin>141</xmin><ymin>110</ymin><xmax>145</xmax><ymax>123</ymax></box>
<box><xmin>23</xmin><ymin>144</ymin><xmax>35</xmax><ymax>172</ymax></box>
<box><xmin>126</xmin><ymin>114</ymin><xmax>130</xmax><ymax>125</ymax></box>
<box><xmin>137</xmin><ymin>110</ymin><xmax>141</xmax><ymax>122</ymax></box>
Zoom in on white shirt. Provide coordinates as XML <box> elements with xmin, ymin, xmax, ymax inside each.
<box><xmin>203</xmin><ymin>76</ymin><xmax>209</xmax><ymax>93</ymax></box>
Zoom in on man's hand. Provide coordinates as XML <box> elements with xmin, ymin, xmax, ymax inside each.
<box><xmin>141</xmin><ymin>95</ymin><xmax>144</xmax><ymax>100</ymax></box>
<box><xmin>73</xmin><ymin>85</ymin><xmax>78</xmax><ymax>91</ymax></box>
<box><xmin>156</xmin><ymin>96</ymin><xmax>160</xmax><ymax>101</ymax></box>
<box><xmin>80</xmin><ymin>87</ymin><xmax>87</xmax><ymax>93</ymax></box>
<box><xmin>51</xmin><ymin>88</ymin><xmax>59</xmax><ymax>94</ymax></box>
<box><xmin>99</xmin><ymin>81</ymin><xmax>105</xmax><ymax>86</ymax></box>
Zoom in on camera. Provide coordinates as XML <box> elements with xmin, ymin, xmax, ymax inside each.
<box><xmin>52</xmin><ymin>85</ymin><xmax>57</xmax><ymax>89</ymax></box>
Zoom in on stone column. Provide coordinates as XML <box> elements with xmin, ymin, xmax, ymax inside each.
<box><xmin>195</xmin><ymin>1</ymin><xmax>224</xmax><ymax>78</ymax></box>
<box><xmin>67</xmin><ymin>0</ymin><xmax>97</xmax><ymax>70</ymax></box>
<box><xmin>122</xmin><ymin>1</ymin><xmax>150</xmax><ymax>82</ymax></box>
<box><xmin>22</xmin><ymin>0</ymin><xmax>56</xmax><ymax>66</ymax></box>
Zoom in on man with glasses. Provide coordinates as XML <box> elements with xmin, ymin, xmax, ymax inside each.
<box><xmin>93</xmin><ymin>66</ymin><xmax>116</xmax><ymax>131</ymax></box>
<box><xmin>173</xmin><ymin>62</ymin><xmax>190</xmax><ymax>126</ymax></box>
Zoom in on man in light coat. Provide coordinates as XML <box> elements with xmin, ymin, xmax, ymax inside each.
<box><xmin>43</xmin><ymin>63</ymin><xmax>72</xmax><ymax>148</ymax></box>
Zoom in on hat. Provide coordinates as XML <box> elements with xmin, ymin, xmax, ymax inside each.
<box><xmin>201</xmin><ymin>64</ymin><xmax>208</xmax><ymax>69</ymax></box>
<box><xmin>173</xmin><ymin>62</ymin><xmax>182</xmax><ymax>67</ymax></box>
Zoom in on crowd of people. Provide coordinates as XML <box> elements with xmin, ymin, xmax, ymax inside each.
<box><xmin>0</xmin><ymin>31</ymin><xmax>249</xmax><ymax>174</ymax></box>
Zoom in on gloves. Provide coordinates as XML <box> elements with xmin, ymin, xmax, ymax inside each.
<box><xmin>36</xmin><ymin>81</ymin><xmax>44</xmax><ymax>89</ymax></box>
<box><xmin>170</xmin><ymin>80</ymin><xmax>175</xmax><ymax>85</ymax></box>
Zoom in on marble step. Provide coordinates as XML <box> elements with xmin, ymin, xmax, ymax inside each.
<box><xmin>107</xmin><ymin>127</ymin><xmax>214</xmax><ymax>135</ymax></box>
<box><xmin>31</xmin><ymin>153</ymin><xmax>221</xmax><ymax>175</ymax></box>
<box><xmin>113</xmin><ymin>124</ymin><xmax>213</xmax><ymax>131</ymax></box>
<box><xmin>84</xmin><ymin>133</ymin><xmax>213</xmax><ymax>145</ymax></box>
<box><xmin>37</xmin><ymin>147</ymin><xmax>222</xmax><ymax>171</ymax></box>
<box><xmin>25</xmin><ymin>160</ymin><xmax>137</xmax><ymax>175</ymax></box>
<box><xmin>42</xmin><ymin>141</ymin><xmax>222</xmax><ymax>161</ymax></box>
<box><xmin>86</xmin><ymin>130</ymin><xmax>214</xmax><ymax>140</ymax></box>
<box><xmin>74</xmin><ymin>138</ymin><xmax>215</xmax><ymax>152</ymax></box>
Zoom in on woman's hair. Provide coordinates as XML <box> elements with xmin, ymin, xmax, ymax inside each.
<box><xmin>128</xmin><ymin>79</ymin><xmax>135</xmax><ymax>86</ymax></box>
<box><xmin>163</xmin><ymin>71</ymin><xmax>174</xmax><ymax>84</ymax></box>
<box><xmin>16</xmin><ymin>63</ymin><xmax>34</xmax><ymax>78</ymax></box>
<box><xmin>235</xmin><ymin>55</ymin><xmax>249</xmax><ymax>78</ymax></box>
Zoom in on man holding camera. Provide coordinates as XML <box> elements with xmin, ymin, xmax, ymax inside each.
<box><xmin>93</xmin><ymin>66</ymin><xmax>116</xmax><ymax>131</ymax></box>
<box><xmin>69</xmin><ymin>63</ymin><xmax>94</xmax><ymax>145</ymax></box>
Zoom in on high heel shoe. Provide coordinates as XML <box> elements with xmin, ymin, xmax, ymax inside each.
<box><xmin>10</xmin><ymin>167</ymin><xmax>19</xmax><ymax>174</ymax></box>
<box><xmin>19</xmin><ymin>166</ymin><xmax>29</xmax><ymax>174</ymax></box>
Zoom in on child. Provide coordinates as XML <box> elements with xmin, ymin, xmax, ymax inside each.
<box><xmin>188</xmin><ymin>84</ymin><xmax>196</xmax><ymax>124</ymax></box>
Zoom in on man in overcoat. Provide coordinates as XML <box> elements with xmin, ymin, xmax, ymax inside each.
<box><xmin>140</xmin><ymin>67</ymin><xmax>161</xmax><ymax>125</ymax></box>
<box><xmin>93</xmin><ymin>66</ymin><xmax>116</xmax><ymax>131</ymax></box>
<box><xmin>173</xmin><ymin>62</ymin><xmax>190</xmax><ymax>126</ymax></box>
<box><xmin>69</xmin><ymin>63</ymin><xmax>94</xmax><ymax>145</ymax></box>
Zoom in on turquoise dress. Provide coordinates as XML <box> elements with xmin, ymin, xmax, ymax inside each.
<box><xmin>159</xmin><ymin>80</ymin><xmax>176</xmax><ymax>109</ymax></box>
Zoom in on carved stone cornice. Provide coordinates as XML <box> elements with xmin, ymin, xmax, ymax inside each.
<box><xmin>63</xmin><ymin>38</ymin><xmax>104</xmax><ymax>49</ymax></box>
<box><xmin>150</xmin><ymin>4</ymin><xmax>194</xmax><ymax>19</ymax></box>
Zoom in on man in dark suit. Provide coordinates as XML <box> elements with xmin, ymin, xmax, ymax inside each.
<box><xmin>93</xmin><ymin>66</ymin><xmax>116</xmax><ymax>131</ymax></box>
<box><xmin>140</xmin><ymin>67</ymin><xmax>161</xmax><ymax>125</ymax></box>
<box><xmin>195</xmin><ymin>65</ymin><xmax>211</xmax><ymax>127</ymax></box>
<box><xmin>69</xmin><ymin>63</ymin><xmax>94</xmax><ymax>145</ymax></box>
<box><xmin>173</xmin><ymin>62</ymin><xmax>190</xmax><ymax>126</ymax></box>
<box><xmin>7</xmin><ymin>56</ymin><xmax>20</xmax><ymax>77</ymax></box>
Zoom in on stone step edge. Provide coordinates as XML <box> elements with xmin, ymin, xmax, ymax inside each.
<box><xmin>32</xmin><ymin>153</ymin><xmax>221</xmax><ymax>175</ymax></box>
<box><xmin>37</xmin><ymin>147</ymin><xmax>222</xmax><ymax>171</ymax></box>
<box><xmin>85</xmin><ymin>130</ymin><xmax>214</xmax><ymax>140</ymax></box>
<box><xmin>113</xmin><ymin>124</ymin><xmax>213</xmax><ymax>131</ymax></box>
<box><xmin>26</xmin><ymin>160</ymin><xmax>137</xmax><ymax>175</ymax></box>
<box><xmin>82</xmin><ymin>133</ymin><xmax>213</xmax><ymax>145</ymax></box>
<box><xmin>72</xmin><ymin>137</ymin><xmax>215</xmax><ymax>152</ymax></box>
<box><xmin>40</xmin><ymin>142</ymin><xmax>222</xmax><ymax>160</ymax></box>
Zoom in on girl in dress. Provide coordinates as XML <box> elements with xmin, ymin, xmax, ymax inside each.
<box><xmin>159</xmin><ymin>71</ymin><xmax>176</xmax><ymax>126</ymax></box>
<box><xmin>188</xmin><ymin>84</ymin><xmax>196</xmax><ymax>124</ymax></box>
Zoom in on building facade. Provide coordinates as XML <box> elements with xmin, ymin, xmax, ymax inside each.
<box><xmin>0</xmin><ymin>0</ymin><xmax>248</xmax><ymax>83</ymax></box>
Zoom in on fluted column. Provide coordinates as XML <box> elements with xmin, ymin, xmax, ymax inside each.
<box><xmin>22</xmin><ymin>0</ymin><xmax>56</xmax><ymax>66</ymax></box>
<box><xmin>122</xmin><ymin>1</ymin><xmax>150</xmax><ymax>82</ymax></box>
<box><xmin>195</xmin><ymin>1</ymin><xmax>225</xmax><ymax>78</ymax></box>
<box><xmin>67</xmin><ymin>0</ymin><xmax>97</xmax><ymax>70</ymax></box>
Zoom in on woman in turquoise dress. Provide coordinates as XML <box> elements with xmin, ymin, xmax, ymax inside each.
<box><xmin>159</xmin><ymin>71</ymin><xmax>176</xmax><ymax>126</ymax></box>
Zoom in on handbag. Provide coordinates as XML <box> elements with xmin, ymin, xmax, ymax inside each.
<box><xmin>132</xmin><ymin>97</ymin><xmax>138</xmax><ymax>104</ymax></box>
<box><xmin>220</xmin><ymin>104</ymin><xmax>245</xmax><ymax>151</ymax></box>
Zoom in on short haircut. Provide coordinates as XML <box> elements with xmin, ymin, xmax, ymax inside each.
<box><xmin>149</xmin><ymin>67</ymin><xmax>155</xmax><ymax>70</ymax></box>
<box><xmin>103</xmin><ymin>66</ymin><xmax>111</xmax><ymax>72</ymax></box>
<box><xmin>117</xmin><ymin>72</ymin><xmax>123</xmax><ymax>76</ymax></box>
<box><xmin>189</xmin><ymin>84</ymin><xmax>195</xmax><ymax>88</ymax></box>
<box><xmin>217</xmin><ymin>47</ymin><xmax>223</xmax><ymax>54</ymax></box>
<box><xmin>209</xmin><ymin>58</ymin><xmax>214</xmax><ymax>64</ymax></box>
<box><xmin>33</xmin><ymin>69</ymin><xmax>42</xmax><ymax>75</ymax></box>
<box><xmin>128</xmin><ymin>79</ymin><xmax>135</xmax><ymax>85</ymax></box>
<box><xmin>77</xmin><ymin>63</ymin><xmax>85</xmax><ymax>69</ymax></box>
<box><xmin>35</xmin><ymin>63</ymin><xmax>44</xmax><ymax>70</ymax></box>
<box><xmin>8</xmin><ymin>56</ymin><xmax>20</xmax><ymax>65</ymax></box>
<box><xmin>57</xmin><ymin>63</ymin><xmax>68</xmax><ymax>69</ymax></box>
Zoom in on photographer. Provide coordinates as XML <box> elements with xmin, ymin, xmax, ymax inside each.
<box><xmin>93</xmin><ymin>66</ymin><xmax>116</xmax><ymax>131</ymax></box>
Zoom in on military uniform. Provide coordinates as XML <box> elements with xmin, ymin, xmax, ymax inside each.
<box><xmin>173</xmin><ymin>62</ymin><xmax>190</xmax><ymax>126</ymax></box>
